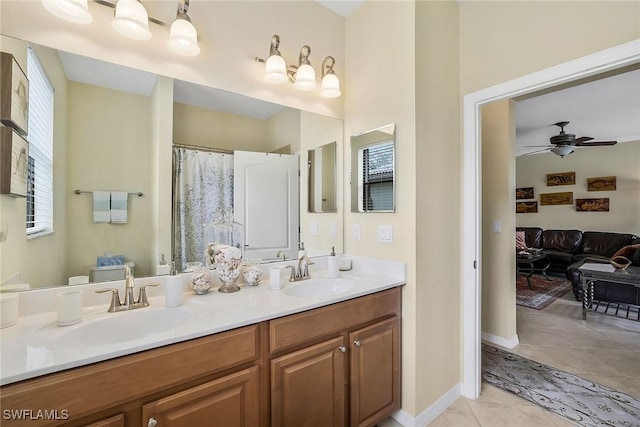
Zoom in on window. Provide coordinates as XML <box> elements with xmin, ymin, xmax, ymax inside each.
<box><xmin>26</xmin><ymin>47</ymin><xmax>54</xmax><ymax>236</ymax></box>
<box><xmin>359</xmin><ymin>141</ymin><xmax>394</xmax><ymax>211</ymax></box>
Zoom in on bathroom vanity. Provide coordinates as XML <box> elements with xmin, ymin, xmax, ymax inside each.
<box><xmin>0</xmin><ymin>258</ymin><xmax>403</xmax><ymax>427</ymax></box>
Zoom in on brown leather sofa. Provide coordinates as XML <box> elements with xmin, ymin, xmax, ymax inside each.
<box><xmin>516</xmin><ymin>227</ymin><xmax>640</xmax><ymax>302</ymax></box>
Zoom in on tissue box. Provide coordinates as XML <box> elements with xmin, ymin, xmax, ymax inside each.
<box><xmin>269</xmin><ymin>267</ymin><xmax>284</xmax><ymax>290</ymax></box>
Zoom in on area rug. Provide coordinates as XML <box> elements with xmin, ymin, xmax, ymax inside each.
<box><xmin>516</xmin><ymin>274</ymin><xmax>572</xmax><ymax>310</ymax></box>
<box><xmin>482</xmin><ymin>344</ymin><xmax>640</xmax><ymax>427</ymax></box>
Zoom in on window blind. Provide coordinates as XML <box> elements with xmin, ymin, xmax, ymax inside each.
<box><xmin>26</xmin><ymin>47</ymin><xmax>54</xmax><ymax>236</ymax></box>
<box><xmin>361</xmin><ymin>141</ymin><xmax>394</xmax><ymax>211</ymax></box>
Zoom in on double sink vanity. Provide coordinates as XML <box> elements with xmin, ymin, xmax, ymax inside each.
<box><xmin>0</xmin><ymin>256</ymin><xmax>404</xmax><ymax>427</ymax></box>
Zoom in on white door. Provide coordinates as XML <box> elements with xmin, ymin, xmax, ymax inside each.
<box><xmin>233</xmin><ymin>151</ymin><xmax>299</xmax><ymax>261</ymax></box>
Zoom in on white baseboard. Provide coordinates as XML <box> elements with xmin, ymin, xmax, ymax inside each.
<box><xmin>481</xmin><ymin>331</ymin><xmax>519</xmax><ymax>349</ymax></box>
<box><xmin>391</xmin><ymin>383</ymin><xmax>461</xmax><ymax>426</ymax></box>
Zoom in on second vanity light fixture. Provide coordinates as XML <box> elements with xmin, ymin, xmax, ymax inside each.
<box><xmin>41</xmin><ymin>0</ymin><xmax>200</xmax><ymax>56</ymax></box>
<box><xmin>256</xmin><ymin>35</ymin><xmax>341</xmax><ymax>99</ymax></box>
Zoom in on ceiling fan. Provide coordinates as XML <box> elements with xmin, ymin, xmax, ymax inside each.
<box><xmin>525</xmin><ymin>121</ymin><xmax>618</xmax><ymax>157</ymax></box>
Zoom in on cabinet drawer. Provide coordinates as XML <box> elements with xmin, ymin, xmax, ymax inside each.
<box><xmin>0</xmin><ymin>325</ymin><xmax>259</xmax><ymax>427</ymax></box>
<box><xmin>142</xmin><ymin>366</ymin><xmax>260</xmax><ymax>427</ymax></box>
<box><xmin>270</xmin><ymin>287</ymin><xmax>400</xmax><ymax>354</ymax></box>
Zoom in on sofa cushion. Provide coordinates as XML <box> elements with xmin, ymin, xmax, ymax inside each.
<box><xmin>517</xmin><ymin>227</ymin><xmax>543</xmax><ymax>248</ymax></box>
<box><xmin>582</xmin><ymin>232</ymin><xmax>637</xmax><ymax>258</ymax></box>
<box><xmin>543</xmin><ymin>229</ymin><xmax>583</xmax><ymax>253</ymax></box>
<box><xmin>516</xmin><ymin>231</ymin><xmax>527</xmax><ymax>250</ymax></box>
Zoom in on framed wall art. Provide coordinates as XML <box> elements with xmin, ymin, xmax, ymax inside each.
<box><xmin>1</xmin><ymin>127</ymin><xmax>29</xmax><ymax>197</ymax></box>
<box><xmin>587</xmin><ymin>176</ymin><xmax>616</xmax><ymax>191</ymax></box>
<box><xmin>1</xmin><ymin>52</ymin><xmax>29</xmax><ymax>136</ymax></box>
<box><xmin>540</xmin><ymin>192</ymin><xmax>573</xmax><ymax>206</ymax></box>
<box><xmin>516</xmin><ymin>187</ymin><xmax>534</xmax><ymax>200</ymax></box>
<box><xmin>516</xmin><ymin>201</ymin><xmax>538</xmax><ymax>213</ymax></box>
<box><xmin>546</xmin><ymin>171</ymin><xmax>575</xmax><ymax>186</ymax></box>
<box><xmin>576</xmin><ymin>198</ymin><xmax>609</xmax><ymax>212</ymax></box>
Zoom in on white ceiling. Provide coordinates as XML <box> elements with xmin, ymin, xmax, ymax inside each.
<box><xmin>515</xmin><ymin>69</ymin><xmax>640</xmax><ymax>156</ymax></box>
<box><xmin>314</xmin><ymin>0</ymin><xmax>366</xmax><ymax>17</ymax></box>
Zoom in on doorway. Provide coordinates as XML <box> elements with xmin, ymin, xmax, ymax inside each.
<box><xmin>461</xmin><ymin>40</ymin><xmax>640</xmax><ymax>399</ymax></box>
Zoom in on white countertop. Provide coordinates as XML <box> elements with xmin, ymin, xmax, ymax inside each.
<box><xmin>0</xmin><ymin>256</ymin><xmax>405</xmax><ymax>386</ymax></box>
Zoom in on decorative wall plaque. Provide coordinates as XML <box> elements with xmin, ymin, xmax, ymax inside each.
<box><xmin>546</xmin><ymin>171</ymin><xmax>575</xmax><ymax>186</ymax></box>
<box><xmin>576</xmin><ymin>198</ymin><xmax>610</xmax><ymax>212</ymax></box>
<box><xmin>587</xmin><ymin>176</ymin><xmax>616</xmax><ymax>191</ymax></box>
<box><xmin>516</xmin><ymin>187</ymin><xmax>534</xmax><ymax>200</ymax></box>
<box><xmin>540</xmin><ymin>192</ymin><xmax>573</xmax><ymax>206</ymax></box>
<box><xmin>516</xmin><ymin>201</ymin><xmax>538</xmax><ymax>213</ymax></box>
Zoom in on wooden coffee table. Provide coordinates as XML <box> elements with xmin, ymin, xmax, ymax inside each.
<box><xmin>516</xmin><ymin>252</ymin><xmax>551</xmax><ymax>289</ymax></box>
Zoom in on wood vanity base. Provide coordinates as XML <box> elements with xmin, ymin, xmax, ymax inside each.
<box><xmin>0</xmin><ymin>287</ymin><xmax>401</xmax><ymax>427</ymax></box>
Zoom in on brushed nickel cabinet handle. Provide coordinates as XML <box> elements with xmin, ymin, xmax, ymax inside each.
<box><xmin>148</xmin><ymin>417</ymin><xmax>158</xmax><ymax>427</ymax></box>
<box><xmin>354</xmin><ymin>339</ymin><xmax>361</xmax><ymax>347</ymax></box>
<box><xmin>339</xmin><ymin>346</ymin><xmax>347</xmax><ymax>353</ymax></box>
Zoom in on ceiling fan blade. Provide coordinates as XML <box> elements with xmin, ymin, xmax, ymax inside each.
<box><xmin>574</xmin><ymin>136</ymin><xmax>594</xmax><ymax>143</ymax></box>
<box><xmin>521</xmin><ymin>148</ymin><xmax>552</xmax><ymax>156</ymax></box>
<box><xmin>525</xmin><ymin>145</ymin><xmax>555</xmax><ymax>148</ymax></box>
<box><xmin>575</xmin><ymin>140</ymin><xmax>618</xmax><ymax>147</ymax></box>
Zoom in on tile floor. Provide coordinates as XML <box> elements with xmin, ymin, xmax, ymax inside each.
<box><xmin>381</xmin><ymin>291</ymin><xmax>640</xmax><ymax>426</ymax></box>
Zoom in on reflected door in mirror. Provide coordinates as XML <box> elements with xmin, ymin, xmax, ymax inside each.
<box><xmin>308</xmin><ymin>141</ymin><xmax>337</xmax><ymax>213</ymax></box>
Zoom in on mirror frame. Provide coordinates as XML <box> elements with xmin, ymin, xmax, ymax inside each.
<box><xmin>350</xmin><ymin>123</ymin><xmax>396</xmax><ymax>213</ymax></box>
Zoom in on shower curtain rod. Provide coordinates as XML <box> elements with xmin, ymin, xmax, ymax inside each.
<box><xmin>173</xmin><ymin>143</ymin><xmax>233</xmax><ymax>154</ymax></box>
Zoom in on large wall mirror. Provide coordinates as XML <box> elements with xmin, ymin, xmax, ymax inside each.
<box><xmin>350</xmin><ymin>124</ymin><xmax>396</xmax><ymax>212</ymax></box>
<box><xmin>0</xmin><ymin>36</ymin><xmax>344</xmax><ymax>290</ymax></box>
<box><xmin>308</xmin><ymin>142</ymin><xmax>337</xmax><ymax>213</ymax></box>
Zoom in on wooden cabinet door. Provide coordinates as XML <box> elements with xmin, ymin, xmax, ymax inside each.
<box><xmin>271</xmin><ymin>336</ymin><xmax>346</xmax><ymax>427</ymax></box>
<box><xmin>349</xmin><ymin>316</ymin><xmax>400</xmax><ymax>427</ymax></box>
<box><xmin>141</xmin><ymin>366</ymin><xmax>259</xmax><ymax>427</ymax></box>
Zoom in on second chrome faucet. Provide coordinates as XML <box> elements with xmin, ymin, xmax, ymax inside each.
<box><xmin>95</xmin><ymin>264</ymin><xmax>159</xmax><ymax>312</ymax></box>
<box><xmin>286</xmin><ymin>255</ymin><xmax>315</xmax><ymax>282</ymax></box>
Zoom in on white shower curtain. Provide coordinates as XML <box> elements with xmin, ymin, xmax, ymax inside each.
<box><xmin>173</xmin><ymin>148</ymin><xmax>234</xmax><ymax>272</ymax></box>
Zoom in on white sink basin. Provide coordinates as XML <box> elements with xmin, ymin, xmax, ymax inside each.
<box><xmin>28</xmin><ymin>305</ymin><xmax>200</xmax><ymax>349</ymax></box>
<box><xmin>283</xmin><ymin>276</ymin><xmax>355</xmax><ymax>298</ymax></box>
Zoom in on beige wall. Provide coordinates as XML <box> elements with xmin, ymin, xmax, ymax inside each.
<box><xmin>414</xmin><ymin>0</ymin><xmax>462</xmax><ymax>411</ymax></box>
<box><xmin>0</xmin><ymin>38</ymin><xmax>68</xmax><ymax>288</ymax></box>
<box><xmin>346</xmin><ymin>0</ymin><xmax>418</xmax><ymax>415</ymax></box>
<box><xmin>460</xmin><ymin>1</ymin><xmax>640</xmax><ymax>94</ymax></box>
<box><xmin>265</xmin><ymin>108</ymin><xmax>301</xmax><ymax>154</ymax></box>
<box><xmin>481</xmin><ymin>100</ymin><xmax>517</xmax><ymax>341</ymax></box>
<box><xmin>65</xmin><ymin>82</ymin><xmax>153</xmax><ymax>278</ymax></box>
<box><xmin>516</xmin><ymin>141</ymin><xmax>640</xmax><ymax>235</ymax></box>
<box><xmin>173</xmin><ymin>103</ymin><xmax>271</xmax><ymax>152</ymax></box>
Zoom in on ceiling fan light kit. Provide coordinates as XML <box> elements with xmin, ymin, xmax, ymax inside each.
<box><xmin>525</xmin><ymin>121</ymin><xmax>618</xmax><ymax>157</ymax></box>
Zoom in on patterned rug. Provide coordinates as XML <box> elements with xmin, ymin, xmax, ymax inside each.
<box><xmin>516</xmin><ymin>274</ymin><xmax>572</xmax><ymax>310</ymax></box>
<box><xmin>482</xmin><ymin>344</ymin><xmax>640</xmax><ymax>427</ymax></box>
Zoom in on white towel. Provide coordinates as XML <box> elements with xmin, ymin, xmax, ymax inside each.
<box><xmin>110</xmin><ymin>191</ymin><xmax>128</xmax><ymax>224</ymax></box>
<box><xmin>93</xmin><ymin>191</ymin><xmax>110</xmax><ymax>223</ymax></box>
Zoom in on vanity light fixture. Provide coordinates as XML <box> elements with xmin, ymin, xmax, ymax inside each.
<box><xmin>42</xmin><ymin>0</ymin><xmax>93</xmax><ymax>24</ymax></box>
<box><xmin>41</xmin><ymin>0</ymin><xmax>200</xmax><ymax>56</ymax></box>
<box><xmin>256</xmin><ymin>34</ymin><xmax>341</xmax><ymax>98</ymax></box>
<box><xmin>167</xmin><ymin>0</ymin><xmax>200</xmax><ymax>56</ymax></box>
<box><xmin>111</xmin><ymin>0</ymin><xmax>151</xmax><ymax>40</ymax></box>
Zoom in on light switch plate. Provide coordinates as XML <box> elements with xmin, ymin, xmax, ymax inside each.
<box><xmin>493</xmin><ymin>220</ymin><xmax>501</xmax><ymax>233</ymax></box>
<box><xmin>378</xmin><ymin>225</ymin><xmax>393</xmax><ymax>243</ymax></box>
<box><xmin>329</xmin><ymin>223</ymin><xmax>337</xmax><ymax>238</ymax></box>
<box><xmin>353</xmin><ymin>224</ymin><xmax>361</xmax><ymax>240</ymax></box>
<box><xmin>309</xmin><ymin>221</ymin><xmax>318</xmax><ymax>236</ymax></box>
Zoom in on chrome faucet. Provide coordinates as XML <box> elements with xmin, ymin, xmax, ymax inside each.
<box><xmin>287</xmin><ymin>255</ymin><xmax>314</xmax><ymax>282</ymax></box>
<box><xmin>95</xmin><ymin>264</ymin><xmax>159</xmax><ymax>312</ymax></box>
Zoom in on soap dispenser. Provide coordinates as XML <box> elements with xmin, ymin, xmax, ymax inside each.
<box><xmin>327</xmin><ymin>246</ymin><xmax>339</xmax><ymax>279</ymax></box>
<box><xmin>165</xmin><ymin>262</ymin><xmax>183</xmax><ymax>307</ymax></box>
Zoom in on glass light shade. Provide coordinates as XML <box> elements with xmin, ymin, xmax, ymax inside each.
<box><xmin>264</xmin><ymin>55</ymin><xmax>288</xmax><ymax>84</ymax></box>
<box><xmin>321</xmin><ymin>73</ymin><xmax>341</xmax><ymax>98</ymax></box>
<box><xmin>111</xmin><ymin>0</ymin><xmax>152</xmax><ymax>41</ymax></box>
<box><xmin>551</xmin><ymin>146</ymin><xmax>574</xmax><ymax>157</ymax></box>
<box><xmin>293</xmin><ymin>63</ymin><xmax>316</xmax><ymax>91</ymax></box>
<box><xmin>168</xmin><ymin>18</ymin><xmax>200</xmax><ymax>56</ymax></box>
<box><xmin>42</xmin><ymin>0</ymin><xmax>93</xmax><ymax>24</ymax></box>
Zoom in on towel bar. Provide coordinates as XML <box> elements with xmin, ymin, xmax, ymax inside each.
<box><xmin>75</xmin><ymin>190</ymin><xmax>143</xmax><ymax>197</ymax></box>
